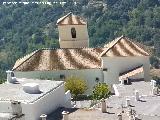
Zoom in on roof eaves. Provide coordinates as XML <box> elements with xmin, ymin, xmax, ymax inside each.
<box><xmin>12</xmin><ymin>50</ymin><xmax>41</xmax><ymax>71</ymax></box>
<box><xmin>126</xmin><ymin>38</ymin><xmax>150</xmax><ymax>56</ymax></box>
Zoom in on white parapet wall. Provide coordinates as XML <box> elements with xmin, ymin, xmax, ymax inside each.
<box><xmin>113</xmin><ymin>84</ymin><xmax>120</xmax><ymax>96</ymax></box>
<box><xmin>21</xmin><ymin>83</ymin><xmax>65</xmax><ymax>120</ymax></box>
<box><xmin>0</xmin><ymin>101</ymin><xmax>13</xmax><ymax>113</ymax></box>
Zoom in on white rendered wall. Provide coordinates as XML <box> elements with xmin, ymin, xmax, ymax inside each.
<box><xmin>21</xmin><ymin>83</ymin><xmax>65</xmax><ymax>120</ymax></box>
<box><xmin>0</xmin><ymin>101</ymin><xmax>12</xmax><ymax>113</ymax></box>
<box><xmin>14</xmin><ymin>69</ymin><xmax>103</xmax><ymax>94</ymax></box>
<box><xmin>58</xmin><ymin>25</ymin><xmax>89</xmax><ymax>48</ymax></box>
<box><xmin>0</xmin><ymin>84</ymin><xmax>65</xmax><ymax>120</ymax></box>
<box><xmin>102</xmin><ymin>56</ymin><xmax>150</xmax><ymax>89</ymax></box>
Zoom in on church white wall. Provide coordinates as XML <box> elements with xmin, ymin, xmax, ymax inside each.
<box><xmin>102</xmin><ymin>56</ymin><xmax>150</xmax><ymax>89</ymax></box>
<box><xmin>14</xmin><ymin>69</ymin><xmax>104</xmax><ymax>94</ymax></box>
<box><xmin>21</xmin><ymin>83</ymin><xmax>65</xmax><ymax>120</ymax></box>
<box><xmin>58</xmin><ymin>25</ymin><xmax>89</xmax><ymax>48</ymax></box>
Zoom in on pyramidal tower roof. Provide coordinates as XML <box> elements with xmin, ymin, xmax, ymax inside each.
<box><xmin>100</xmin><ymin>36</ymin><xmax>150</xmax><ymax>57</ymax></box>
<box><xmin>57</xmin><ymin>12</ymin><xmax>87</xmax><ymax>25</ymax></box>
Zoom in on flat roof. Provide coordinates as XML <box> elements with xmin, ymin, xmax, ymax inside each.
<box><xmin>0</xmin><ymin>78</ymin><xmax>64</xmax><ymax>103</ymax></box>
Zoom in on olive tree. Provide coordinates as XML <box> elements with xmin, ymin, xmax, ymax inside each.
<box><xmin>65</xmin><ymin>76</ymin><xmax>87</xmax><ymax>100</ymax></box>
<box><xmin>92</xmin><ymin>83</ymin><xmax>110</xmax><ymax>100</ymax></box>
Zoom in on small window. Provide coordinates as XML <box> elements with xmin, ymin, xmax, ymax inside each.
<box><xmin>60</xmin><ymin>74</ymin><xmax>65</xmax><ymax>79</ymax></box>
<box><xmin>95</xmin><ymin>77</ymin><xmax>99</xmax><ymax>83</ymax></box>
<box><xmin>11</xmin><ymin>72</ymin><xmax>15</xmax><ymax>77</ymax></box>
<box><xmin>103</xmin><ymin>68</ymin><xmax>108</xmax><ymax>71</ymax></box>
<box><xmin>71</xmin><ymin>27</ymin><xmax>76</xmax><ymax>38</ymax></box>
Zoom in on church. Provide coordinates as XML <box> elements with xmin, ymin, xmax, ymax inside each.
<box><xmin>12</xmin><ymin>13</ymin><xmax>150</xmax><ymax>93</ymax></box>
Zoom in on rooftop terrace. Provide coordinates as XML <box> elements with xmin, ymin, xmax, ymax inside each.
<box><xmin>0</xmin><ymin>78</ymin><xmax>63</xmax><ymax>103</ymax></box>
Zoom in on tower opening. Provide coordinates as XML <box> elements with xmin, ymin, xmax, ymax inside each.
<box><xmin>71</xmin><ymin>27</ymin><xmax>76</xmax><ymax>38</ymax></box>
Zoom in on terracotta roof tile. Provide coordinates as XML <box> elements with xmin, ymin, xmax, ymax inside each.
<box><xmin>57</xmin><ymin>12</ymin><xmax>86</xmax><ymax>25</ymax></box>
<box><xmin>13</xmin><ymin>48</ymin><xmax>104</xmax><ymax>71</ymax></box>
<box><xmin>101</xmin><ymin>36</ymin><xmax>150</xmax><ymax>57</ymax></box>
<box><xmin>119</xmin><ymin>65</ymin><xmax>143</xmax><ymax>80</ymax></box>
<box><xmin>13</xmin><ymin>36</ymin><xmax>150</xmax><ymax>71</ymax></box>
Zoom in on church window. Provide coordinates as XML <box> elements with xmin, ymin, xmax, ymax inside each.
<box><xmin>11</xmin><ymin>72</ymin><xmax>15</xmax><ymax>77</ymax></box>
<box><xmin>95</xmin><ymin>77</ymin><xmax>99</xmax><ymax>83</ymax></box>
<box><xmin>60</xmin><ymin>74</ymin><xmax>65</xmax><ymax>79</ymax></box>
<box><xmin>71</xmin><ymin>27</ymin><xmax>76</xmax><ymax>38</ymax></box>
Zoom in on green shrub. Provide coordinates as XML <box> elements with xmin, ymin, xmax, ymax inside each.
<box><xmin>0</xmin><ymin>79</ymin><xmax>5</xmax><ymax>84</ymax></box>
<box><xmin>65</xmin><ymin>76</ymin><xmax>87</xmax><ymax>100</ymax></box>
<box><xmin>92</xmin><ymin>83</ymin><xmax>110</xmax><ymax>100</ymax></box>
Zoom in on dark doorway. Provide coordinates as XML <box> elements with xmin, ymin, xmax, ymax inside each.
<box><xmin>71</xmin><ymin>27</ymin><xmax>76</xmax><ymax>38</ymax></box>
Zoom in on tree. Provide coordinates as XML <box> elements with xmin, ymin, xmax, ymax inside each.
<box><xmin>92</xmin><ymin>83</ymin><xmax>110</xmax><ymax>100</ymax></box>
<box><xmin>65</xmin><ymin>76</ymin><xmax>87</xmax><ymax>100</ymax></box>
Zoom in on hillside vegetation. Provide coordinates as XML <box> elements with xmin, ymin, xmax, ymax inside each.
<box><xmin>0</xmin><ymin>0</ymin><xmax>160</xmax><ymax>79</ymax></box>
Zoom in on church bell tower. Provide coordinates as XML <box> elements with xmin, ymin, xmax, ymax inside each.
<box><xmin>57</xmin><ymin>12</ymin><xmax>89</xmax><ymax>48</ymax></box>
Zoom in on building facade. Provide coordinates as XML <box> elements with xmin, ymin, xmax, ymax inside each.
<box><xmin>12</xmin><ymin>35</ymin><xmax>150</xmax><ymax>93</ymax></box>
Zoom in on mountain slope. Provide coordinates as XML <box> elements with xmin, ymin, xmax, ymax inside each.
<box><xmin>0</xmin><ymin>0</ymin><xmax>160</xmax><ymax>79</ymax></box>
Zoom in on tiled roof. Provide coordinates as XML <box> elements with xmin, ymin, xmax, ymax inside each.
<box><xmin>13</xmin><ymin>48</ymin><xmax>104</xmax><ymax>71</ymax></box>
<box><xmin>101</xmin><ymin>36</ymin><xmax>150</xmax><ymax>57</ymax></box>
<box><xmin>119</xmin><ymin>65</ymin><xmax>143</xmax><ymax>80</ymax></box>
<box><xmin>57</xmin><ymin>12</ymin><xmax>86</xmax><ymax>25</ymax></box>
<box><xmin>12</xmin><ymin>36</ymin><xmax>150</xmax><ymax>71</ymax></box>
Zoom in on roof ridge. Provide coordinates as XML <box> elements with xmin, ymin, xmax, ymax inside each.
<box><xmin>12</xmin><ymin>50</ymin><xmax>41</xmax><ymax>71</ymax></box>
<box><xmin>100</xmin><ymin>35</ymin><xmax>124</xmax><ymax>57</ymax></box>
<box><xmin>57</xmin><ymin>12</ymin><xmax>72</xmax><ymax>25</ymax></box>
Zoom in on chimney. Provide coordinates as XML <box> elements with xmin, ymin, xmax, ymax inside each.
<box><xmin>126</xmin><ymin>99</ymin><xmax>130</xmax><ymax>107</ymax></box>
<box><xmin>62</xmin><ymin>111</ymin><xmax>69</xmax><ymax>120</ymax></box>
<box><xmin>135</xmin><ymin>90</ymin><xmax>140</xmax><ymax>101</ymax></box>
<box><xmin>6</xmin><ymin>70</ymin><xmax>17</xmax><ymax>83</ymax></box>
<box><xmin>40</xmin><ymin>114</ymin><xmax>47</xmax><ymax>120</ymax></box>
<box><xmin>101</xmin><ymin>98</ymin><xmax>106</xmax><ymax>113</ymax></box>
<box><xmin>11</xmin><ymin>101</ymin><xmax>22</xmax><ymax>116</ymax></box>
<box><xmin>117</xmin><ymin>113</ymin><xmax>122</xmax><ymax>120</ymax></box>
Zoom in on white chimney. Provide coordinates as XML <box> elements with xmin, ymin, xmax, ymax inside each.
<box><xmin>23</xmin><ymin>83</ymin><xmax>40</xmax><ymax>94</ymax></box>
<box><xmin>62</xmin><ymin>111</ymin><xmax>69</xmax><ymax>120</ymax></box>
<box><xmin>40</xmin><ymin>114</ymin><xmax>47</xmax><ymax>120</ymax></box>
<box><xmin>11</xmin><ymin>101</ymin><xmax>22</xmax><ymax>116</ymax></box>
<box><xmin>6</xmin><ymin>70</ymin><xmax>17</xmax><ymax>83</ymax></box>
<box><xmin>117</xmin><ymin>113</ymin><xmax>122</xmax><ymax>120</ymax></box>
<box><xmin>135</xmin><ymin>90</ymin><xmax>140</xmax><ymax>101</ymax></box>
<box><xmin>126</xmin><ymin>99</ymin><xmax>130</xmax><ymax>107</ymax></box>
<box><xmin>101</xmin><ymin>98</ymin><xmax>106</xmax><ymax>113</ymax></box>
